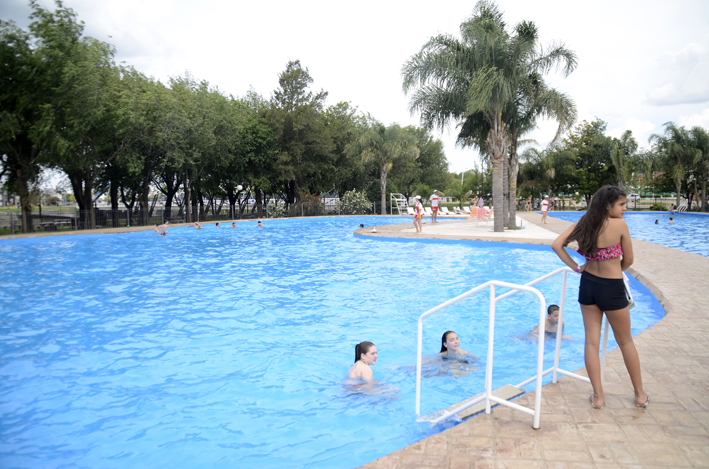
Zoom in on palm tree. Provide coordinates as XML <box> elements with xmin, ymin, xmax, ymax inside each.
<box><xmin>348</xmin><ymin>120</ymin><xmax>419</xmax><ymax>214</ymax></box>
<box><xmin>690</xmin><ymin>126</ymin><xmax>709</xmax><ymax>212</ymax></box>
<box><xmin>520</xmin><ymin>144</ymin><xmax>576</xmax><ymax>197</ymax></box>
<box><xmin>402</xmin><ymin>0</ymin><xmax>576</xmax><ymax>232</ymax></box>
<box><xmin>609</xmin><ymin>130</ymin><xmax>638</xmax><ymax>191</ymax></box>
<box><xmin>649</xmin><ymin>123</ymin><xmax>697</xmax><ymax>207</ymax></box>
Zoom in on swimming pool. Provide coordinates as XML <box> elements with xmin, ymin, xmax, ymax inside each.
<box><xmin>546</xmin><ymin>211</ymin><xmax>709</xmax><ymax>257</ymax></box>
<box><xmin>0</xmin><ymin>217</ymin><xmax>665</xmax><ymax>468</ymax></box>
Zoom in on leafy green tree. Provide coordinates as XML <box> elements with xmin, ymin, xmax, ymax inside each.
<box><xmin>520</xmin><ymin>143</ymin><xmax>576</xmax><ymax>197</ymax></box>
<box><xmin>402</xmin><ymin>0</ymin><xmax>576</xmax><ymax>231</ymax></box>
<box><xmin>689</xmin><ymin>126</ymin><xmax>709</xmax><ymax>211</ymax></box>
<box><xmin>0</xmin><ymin>18</ymin><xmax>42</xmax><ymax>232</ymax></box>
<box><xmin>649</xmin><ymin>122</ymin><xmax>698</xmax><ymax>207</ymax></box>
<box><xmin>266</xmin><ymin>60</ymin><xmax>335</xmax><ymax>204</ymax></box>
<box><xmin>609</xmin><ymin>130</ymin><xmax>638</xmax><ymax>191</ymax></box>
<box><xmin>563</xmin><ymin>119</ymin><xmax>617</xmax><ymax>203</ymax></box>
<box><xmin>347</xmin><ymin>120</ymin><xmax>419</xmax><ymax>214</ymax></box>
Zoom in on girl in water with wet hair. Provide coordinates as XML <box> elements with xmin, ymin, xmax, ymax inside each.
<box><xmin>349</xmin><ymin>341</ymin><xmax>377</xmax><ymax>383</ymax></box>
<box><xmin>438</xmin><ymin>331</ymin><xmax>472</xmax><ymax>357</ymax></box>
<box><xmin>552</xmin><ymin>185</ymin><xmax>648</xmax><ymax>410</ymax></box>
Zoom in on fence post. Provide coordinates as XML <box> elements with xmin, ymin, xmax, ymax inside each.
<box><xmin>301</xmin><ymin>203</ymin><xmax>304</xmax><ymax>217</ymax></box>
<box><xmin>11</xmin><ymin>212</ymin><xmax>15</xmax><ymax>235</ymax></box>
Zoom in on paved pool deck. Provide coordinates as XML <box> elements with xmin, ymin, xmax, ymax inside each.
<box><xmin>357</xmin><ymin>212</ymin><xmax>709</xmax><ymax>469</ymax></box>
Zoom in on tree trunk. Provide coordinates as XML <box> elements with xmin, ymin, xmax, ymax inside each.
<box><xmin>15</xmin><ymin>171</ymin><xmax>33</xmax><ymax>233</ymax></box>
<box><xmin>702</xmin><ymin>170</ymin><xmax>707</xmax><ymax>212</ymax></box>
<box><xmin>508</xmin><ymin>149</ymin><xmax>519</xmax><ymax>229</ymax></box>
<box><xmin>676</xmin><ymin>178</ymin><xmax>681</xmax><ymax>207</ymax></box>
<box><xmin>184</xmin><ymin>170</ymin><xmax>191</xmax><ymax>223</ymax></box>
<box><xmin>110</xmin><ymin>179</ymin><xmax>119</xmax><ymax>227</ymax></box>
<box><xmin>380</xmin><ymin>167</ymin><xmax>387</xmax><ymax>215</ymax></box>
<box><xmin>502</xmin><ymin>154</ymin><xmax>509</xmax><ymax>227</ymax></box>
<box><xmin>487</xmin><ymin>121</ymin><xmax>507</xmax><ymax>233</ymax></box>
<box><xmin>255</xmin><ymin>188</ymin><xmax>263</xmax><ymax>217</ymax></box>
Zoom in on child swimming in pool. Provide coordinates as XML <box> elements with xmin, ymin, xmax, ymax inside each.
<box><xmin>530</xmin><ymin>304</ymin><xmax>564</xmax><ymax>337</ymax></box>
<box><xmin>438</xmin><ymin>331</ymin><xmax>473</xmax><ymax>358</ymax></box>
<box><xmin>349</xmin><ymin>341</ymin><xmax>377</xmax><ymax>383</ymax></box>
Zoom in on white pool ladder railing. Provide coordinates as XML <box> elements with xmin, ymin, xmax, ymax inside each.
<box><xmin>416</xmin><ymin>266</ymin><xmax>610</xmax><ymax>429</ymax></box>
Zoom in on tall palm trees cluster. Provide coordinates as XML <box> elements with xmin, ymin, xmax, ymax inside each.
<box><xmin>650</xmin><ymin>123</ymin><xmax>709</xmax><ymax>211</ymax></box>
<box><xmin>402</xmin><ymin>0</ymin><xmax>577</xmax><ymax>231</ymax></box>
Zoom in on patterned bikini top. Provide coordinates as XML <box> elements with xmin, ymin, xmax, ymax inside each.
<box><xmin>578</xmin><ymin>243</ymin><xmax>623</xmax><ymax>261</ymax></box>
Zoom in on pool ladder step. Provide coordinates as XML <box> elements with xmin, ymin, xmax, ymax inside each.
<box><xmin>418</xmin><ymin>384</ymin><xmax>525</xmax><ymax>425</ymax></box>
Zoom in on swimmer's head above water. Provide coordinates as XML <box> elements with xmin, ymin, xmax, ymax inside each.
<box><xmin>355</xmin><ymin>341</ymin><xmax>377</xmax><ymax>365</ymax></box>
<box><xmin>440</xmin><ymin>331</ymin><xmax>460</xmax><ymax>353</ymax></box>
<box><xmin>547</xmin><ymin>304</ymin><xmax>560</xmax><ymax>326</ymax></box>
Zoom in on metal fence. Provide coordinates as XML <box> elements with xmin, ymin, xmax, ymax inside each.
<box><xmin>0</xmin><ymin>201</ymin><xmax>385</xmax><ymax>235</ymax></box>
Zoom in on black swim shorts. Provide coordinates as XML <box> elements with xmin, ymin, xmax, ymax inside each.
<box><xmin>578</xmin><ymin>271</ymin><xmax>629</xmax><ymax>312</ymax></box>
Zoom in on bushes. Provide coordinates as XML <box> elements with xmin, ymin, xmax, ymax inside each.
<box><xmin>340</xmin><ymin>190</ymin><xmax>372</xmax><ymax>215</ymax></box>
<box><xmin>649</xmin><ymin>203</ymin><xmax>667</xmax><ymax>211</ymax></box>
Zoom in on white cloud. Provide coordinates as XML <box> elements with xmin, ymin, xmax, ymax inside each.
<box><xmin>607</xmin><ymin>118</ymin><xmax>656</xmax><ymax>148</ymax></box>
<box><xmin>678</xmin><ymin>108</ymin><xmax>709</xmax><ymax>129</ymax></box>
<box><xmin>645</xmin><ymin>43</ymin><xmax>709</xmax><ymax>106</ymax></box>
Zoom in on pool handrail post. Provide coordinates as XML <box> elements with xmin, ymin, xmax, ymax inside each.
<box><xmin>416</xmin><ymin>266</ymin><xmax>611</xmax><ymax>428</ymax></box>
<box><xmin>533</xmin><ymin>287</ymin><xmax>547</xmax><ymax>429</ymax></box>
<box><xmin>415</xmin><ymin>279</ymin><xmax>547</xmax><ymax>428</ymax></box>
<box><xmin>552</xmin><ymin>270</ymin><xmax>568</xmax><ymax>383</ymax></box>
<box><xmin>485</xmin><ymin>285</ymin><xmax>495</xmax><ymax>415</ymax></box>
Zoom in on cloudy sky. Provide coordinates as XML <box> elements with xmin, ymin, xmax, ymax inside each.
<box><xmin>2</xmin><ymin>0</ymin><xmax>709</xmax><ymax>174</ymax></box>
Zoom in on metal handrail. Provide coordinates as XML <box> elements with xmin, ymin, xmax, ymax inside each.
<box><xmin>415</xmin><ymin>266</ymin><xmax>610</xmax><ymax>429</ymax></box>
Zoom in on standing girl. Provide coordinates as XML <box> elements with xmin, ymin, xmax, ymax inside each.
<box><xmin>413</xmin><ymin>195</ymin><xmax>423</xmax><ymax>233</ymax></box>
<box><xmin>551</xmin><ymin>185</ymin><xmax>648</xmax><ymax>409</ymax></box>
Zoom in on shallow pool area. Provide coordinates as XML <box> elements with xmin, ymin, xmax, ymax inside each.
<box><xmin>546</xmin><ymin>211</ymin><xmax>709</xmax><ymax>257</ymax></box>
<box><xmin>0</xmin><ymin>217</ymin><xmax>666</xmax><ymax>468</ymax></box>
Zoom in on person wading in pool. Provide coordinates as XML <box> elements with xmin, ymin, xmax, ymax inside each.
<box><xmin>530</xmin><ymin>304</ymin><xmax>565</xmax><ymax>338</ymax></box>
<box><xmin>349</xmin><ymin>341</ymin><xmax>377</xmax><ymax>383</ymax></box>
<box><xmin>552</xmin><ymin>185</ymin><xmax>648</xmax><ymax>410</ymax></box>
<box><xmin>438</xmin><ymin>331</ymin><xmax>473</xmax><ymax>358</ymax></box>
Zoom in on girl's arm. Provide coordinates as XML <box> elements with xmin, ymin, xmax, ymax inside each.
<box><xmin>551</xmin><ymin>223</ymin><xmax>585</xmax><ymax>272</ymax></box>
<box><xmin>618</xmin><ymin>219</ymin><xmax>634</xmax><ymax>270</ymax></box>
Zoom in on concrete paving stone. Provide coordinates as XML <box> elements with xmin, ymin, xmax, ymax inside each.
<box><xmin>471</xmin><ymin>460</ymin><xmax>494</xmax><ymax>469</ymax></box>
<box><xmin>448</xmin><ymin>457</ymin><xmax>471</xmax><ymax>469</ymax></box>
<box><xmin>607</xmin><ymin>441</ymin><xmax>639</xmax><ymax>464</ymax></box>
<box><xmin>495</xmin><ymin>460</ymin><xmax>545</xmax><ymax>469</ymax></box>
<box><xmin>542</xmin><ymin>449</ymin><xmax>591</xmax><ymax>462</ymax></box>
<box><xmin>400</xmin><ymin>453</ymin><xmax>448</xmax><ymax>467</ymax></box>
<box><xmin>678</xmin><ymin>444</ymin><xmax>709</xmax><ymax>467</ymax></box>
<box><xmin>633</xmin><ymin>451</ymin><xmax>692</xmax><ymax>467</ymax></box>
<box><xmin>494</xmin><ymin>439</ymin><xmax>518</xmax><ymax>459</ymax></box>
<box><xmin>586</xmin><ymin>441</ymin><xmax>616</xmax><ymax>463</ymax></box>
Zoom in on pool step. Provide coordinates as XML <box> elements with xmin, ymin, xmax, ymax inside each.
<box><xmin>419</xmin><ymin>384</ymin><xmax>525</xmax><ymax>424</ymax></box>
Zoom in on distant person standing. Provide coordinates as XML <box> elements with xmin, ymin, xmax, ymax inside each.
<box><xmin>549</xmin><ymin>196</ymin><xmax>556</xmax><ymax>211</ymax></box>
<box><xmin>541</xmin><ymin>196</ymin><xmax>549</xmax><ymax>223</ymax></box>
<box><xmin>430</xmin><ymin>190</ymin><xmax>441</xmax><ymax>223</ymax></box>
<box><xmin>478</xmin><ymin>196</ymin><xmax>484</xmax><ymax>209</ymax></box>
<box><xmin>413</xmin><ymin>195</ymin><xmax>424</xmax><ymax>233</ymax></box>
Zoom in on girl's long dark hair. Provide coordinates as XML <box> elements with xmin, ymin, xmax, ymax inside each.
<box><xmin>354</xmin><ymin>341</ymin><xmax>374</xmax><ymax>363</ymax></box>
<box><xmin>440</xmin><ymin>331</ymin><xmax>455</xmax><ymax>353</ymax></box>
<box><xmin>564</xmin><ymin>185</ymin><xmax>626</xmax><ymax>257</ymax></box>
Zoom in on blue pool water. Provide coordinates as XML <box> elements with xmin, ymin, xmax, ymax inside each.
<box><xmin>0</xmin><ymin>217</ymin><xmax>665</xmax><ymax>468</ymax></box>
<box><xmin>546</xmin><ymin>211</ymin><xmax>709</xmax><ymax>257</ymax></box>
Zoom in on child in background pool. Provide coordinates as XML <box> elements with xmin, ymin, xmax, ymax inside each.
<box><xmin>669</xmin><ymin>217</ymin><xmax>675</xmax><ymax>225</ymax></box>
<box><xmin>438</xmin><ymin>331</ymin><xmax>473</xmax><ymax>358</ymax></box>
<box><xmin>230</xmin><ymin>222</ymin><xmax>237</xmax><ymax>228</ymax></box>
<box><xmin>257</xmin><ymin>221</ymin><xmax>264</xmax><ymax>227</ymax></box>
<box><xmin>654</xmin><ymin>219</ymin><xmax>659</xmax><ymax>224</ymax></box>
<box><xmin>530</xmin><ymin>304</ymin><xmax>564</xmax><ymax>337</ymax></box>
<box><xmin>349</xmin><ymin>341</ymin><xmax>377</xmax><ymax>383</ymax></box>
